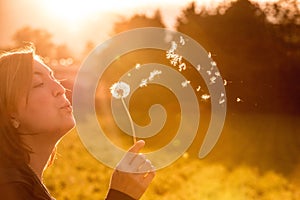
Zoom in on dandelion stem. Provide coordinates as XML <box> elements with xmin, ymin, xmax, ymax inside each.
<box><xmin>121</xmin><ymin>97</ymin><xmax>136</xmax><ymax>144</ymax></box>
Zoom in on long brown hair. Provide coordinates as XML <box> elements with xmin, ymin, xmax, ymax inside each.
<box><xmin>0</xmin><ymin>45</ymin><xmax>35</xmax><ymax>164</ymax></box>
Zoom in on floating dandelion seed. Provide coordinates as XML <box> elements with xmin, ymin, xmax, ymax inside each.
<box><xmin>201</xmin><ymin>94</ymin><xmax>211</xmax><ymax>100</ymax></box>
<box><xmin>196</xmin><ymin>85</ymin><xmax>201</xmax><ymax>92</ymax></box>
<box><xmin>110</xmin><ymin>82</ymin><xmax>136</xmax><ymax>144</ymax></box>
<box><xmin>219</xmin><ymin>98</ymin><xmax>226</xmax><ymax>104</ymax></box>
<box><xmin>236</xmin><ymin>97</ymin><xmax>243</xmax><ymax>102</ymax></box>
<box><xmin>179</xmin><ymin>63</ymin><xmax>186</xmax><ymax>71</ymax></box>
<box><xmin>215</xmin><ymin>72</ymin><xmax>220</xmax><ymax>77</ymax></box>
<box><xmin>210</xmin><ymin>76</ymin><xmax>217</xmax><ymax>84</ymax></box>
<box><xmin>127</xmin><ymin>73</ymin><xmax>131</xmax><ymax>77</ymax></box>
<box><xmin>181</xmin><ymin>80</ymin><xmax>190</xmax><ymax>87</ymax></box>
<box><xmin>170</xmin><ymin>41</ymin><xmax>177</xmax><ymax>52</ymax></box>
<box><xmin>196</xmin><ymin>64</ymin><xmax>201</xmax><ymax>71</ymax></box>
<box><xmin>170</xmin><ymin>54</ymin><xmax>182</xmax><ymax>66</ymax></box>
<box><xmin>149</xmin><ymin>70</ymin><xmax>162</xmax><ymax>81</ymax></box>
<box><xmin>180</xmin><ymin>36</ymin><xmax>185</xmax><ymax>45</ymax></box>
<box><xmin>135</xmin><ymin>63</ymin><xmax>141</xmax><ymax>70</ymax></box>
<box><xmin>211</xmin><ymin>61</ymin><xmax>217</xmax><ymax>67</ymax></box>
<box><xmin>166</xmin><ymin>50</ymin><xmax>174</xmax><ymax>59</ymax></box>
<box><xmin>206</xmin><ymin>70</ymin><xmax>212</xmax><ymax>76</ymax></box>
<box><xmin>139</xmin><ymin>79</ymin><xmax>148</xmax><ymax>88</ymax></box>
<box><xmin>208</xmin><ymin>52</ymin><xmax>212</xmax><ymax>58</ymax></box>
<box><xmin>224</xmin><ymin>79</ymin><xmax>228</xmax><ymax>86</ymax></box>
<box><xmin>219</xmin><ymin>93</ymin><xmax>226</xmax><ymax>104</ymax></box>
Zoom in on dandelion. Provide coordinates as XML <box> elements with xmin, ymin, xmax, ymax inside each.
<box><xmin>181</xmin><ymin>80</ymin><xmax>190</xmax><ymax>87</ymax></box>
<box><xmin>110</xmin><ymin>82</ymin><xmax>136</xmax><ymax>144</ymax></box>
<box><xmin>110</xmin><ymin>82</ymin><xmax>130</xmax><ymax>99</ymax></box>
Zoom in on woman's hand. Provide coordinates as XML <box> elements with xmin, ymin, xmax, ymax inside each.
<box><xmin>109</xmin><ymin>140</ymin><xmax>155</xmax><ymax>199</ymax></box>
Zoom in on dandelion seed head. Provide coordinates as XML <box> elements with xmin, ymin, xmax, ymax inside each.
<box><xmin>110</xmin><ymin>81</ymin><xmax>130</xmax><ymax>99</ymax></box>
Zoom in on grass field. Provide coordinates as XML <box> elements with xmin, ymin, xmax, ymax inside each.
<box><xmin>43</xmin><ymin>113</ymin><xmax>300</xmax><ymax>200</ymax></box>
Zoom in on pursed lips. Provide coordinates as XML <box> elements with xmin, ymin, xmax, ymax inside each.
<box><xmin>60</xmin><ymin>101</ymin><xmax>72</xmax><ymax>110</ymax></box>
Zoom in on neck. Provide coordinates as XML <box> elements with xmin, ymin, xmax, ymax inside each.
<box><xmin>23</xmin><ymin>134</ymin><xmax>59</xmax><ymax>181</ymax></box>
<box><xmin>29</xmin><ymin>145</ymin><xmax>55</xmax><ymax>180</ymax></box>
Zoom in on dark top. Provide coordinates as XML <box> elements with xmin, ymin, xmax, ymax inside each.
<box><xmin>0</xmin><ymin>161</ymin><xmax>135</xmax><ymax>200</ymax></box>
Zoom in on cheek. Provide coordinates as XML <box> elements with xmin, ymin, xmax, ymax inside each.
<box><xmin>18</xmin><ymin>96</ymin><xmax>56</xmax><ymax>127</ymax></box>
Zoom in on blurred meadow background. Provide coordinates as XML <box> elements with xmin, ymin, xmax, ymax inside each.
<box><xmin>1</xmin><ymin>0</ymin><xmax>300</xmax><ymax>199</ymax></box>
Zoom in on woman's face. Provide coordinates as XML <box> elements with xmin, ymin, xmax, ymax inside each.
<box><xmin>16</xmin><ymin>59</ymin><xmax>75</xmax><ymax>139</ymax></box>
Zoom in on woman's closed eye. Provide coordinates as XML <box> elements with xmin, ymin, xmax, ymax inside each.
<box><xmin>32</xmin><ymin>82</ymin><xmax>44</xmax><ymax>88</ymax></box>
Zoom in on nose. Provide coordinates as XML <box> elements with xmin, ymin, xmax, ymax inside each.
<box><xmin>52</xmin><ymin>80</ymin><xmax>66</xmax><ymax>97</ymax></box>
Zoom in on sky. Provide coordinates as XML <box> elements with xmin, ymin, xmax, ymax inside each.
<box><xmin>0</xmin><ymin>0</ymin><xmax>281</xmax><ymax>56</ymax></box>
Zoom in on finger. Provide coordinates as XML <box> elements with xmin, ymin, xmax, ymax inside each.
<box><xmin>129</xmin><ymin>153</ymin><xmax>146</xmax><ymax>165</ymax></box>
<box><xmin>128</xmin><ymin>140</ymin><xmax>145</xmax><ymax>153</ymax></box>
<box><xmin>137</xmin><ymin>159</ymin><xmax>152</xmax><ymax>172</ymax></box>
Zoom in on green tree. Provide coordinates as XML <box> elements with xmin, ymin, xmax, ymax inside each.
<box><xmin>176</xmin><ymin>0</ymin><xmax>300</xmax><ymax>114</ymax></box>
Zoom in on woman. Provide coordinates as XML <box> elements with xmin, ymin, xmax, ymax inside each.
<box><xmin>0</xmin><ymin>46</ymin><xmax>155</xmax><ymax>200</ymax></box>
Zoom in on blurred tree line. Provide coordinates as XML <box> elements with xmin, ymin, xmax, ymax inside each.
<box><xmin>3</xmin><ymin>0</ymin><xmax>299</xmax><ymax>114</ymax></box>
<box><xmin>112</xmin><ymin>0</ymin><xmax>300</xmax><ymax>115</ymax></box>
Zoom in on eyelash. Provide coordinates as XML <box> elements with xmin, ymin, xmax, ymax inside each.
<box><xmin>32</xmin><ymin>78</ymin><xmax>65</xmax><ymax>89</ymax></box>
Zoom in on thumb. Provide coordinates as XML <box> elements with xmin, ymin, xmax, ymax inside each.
<box><xmin>128</xmin><ymin>140</ymin><xmax>145</xmax><ymax>153</ymax></box>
